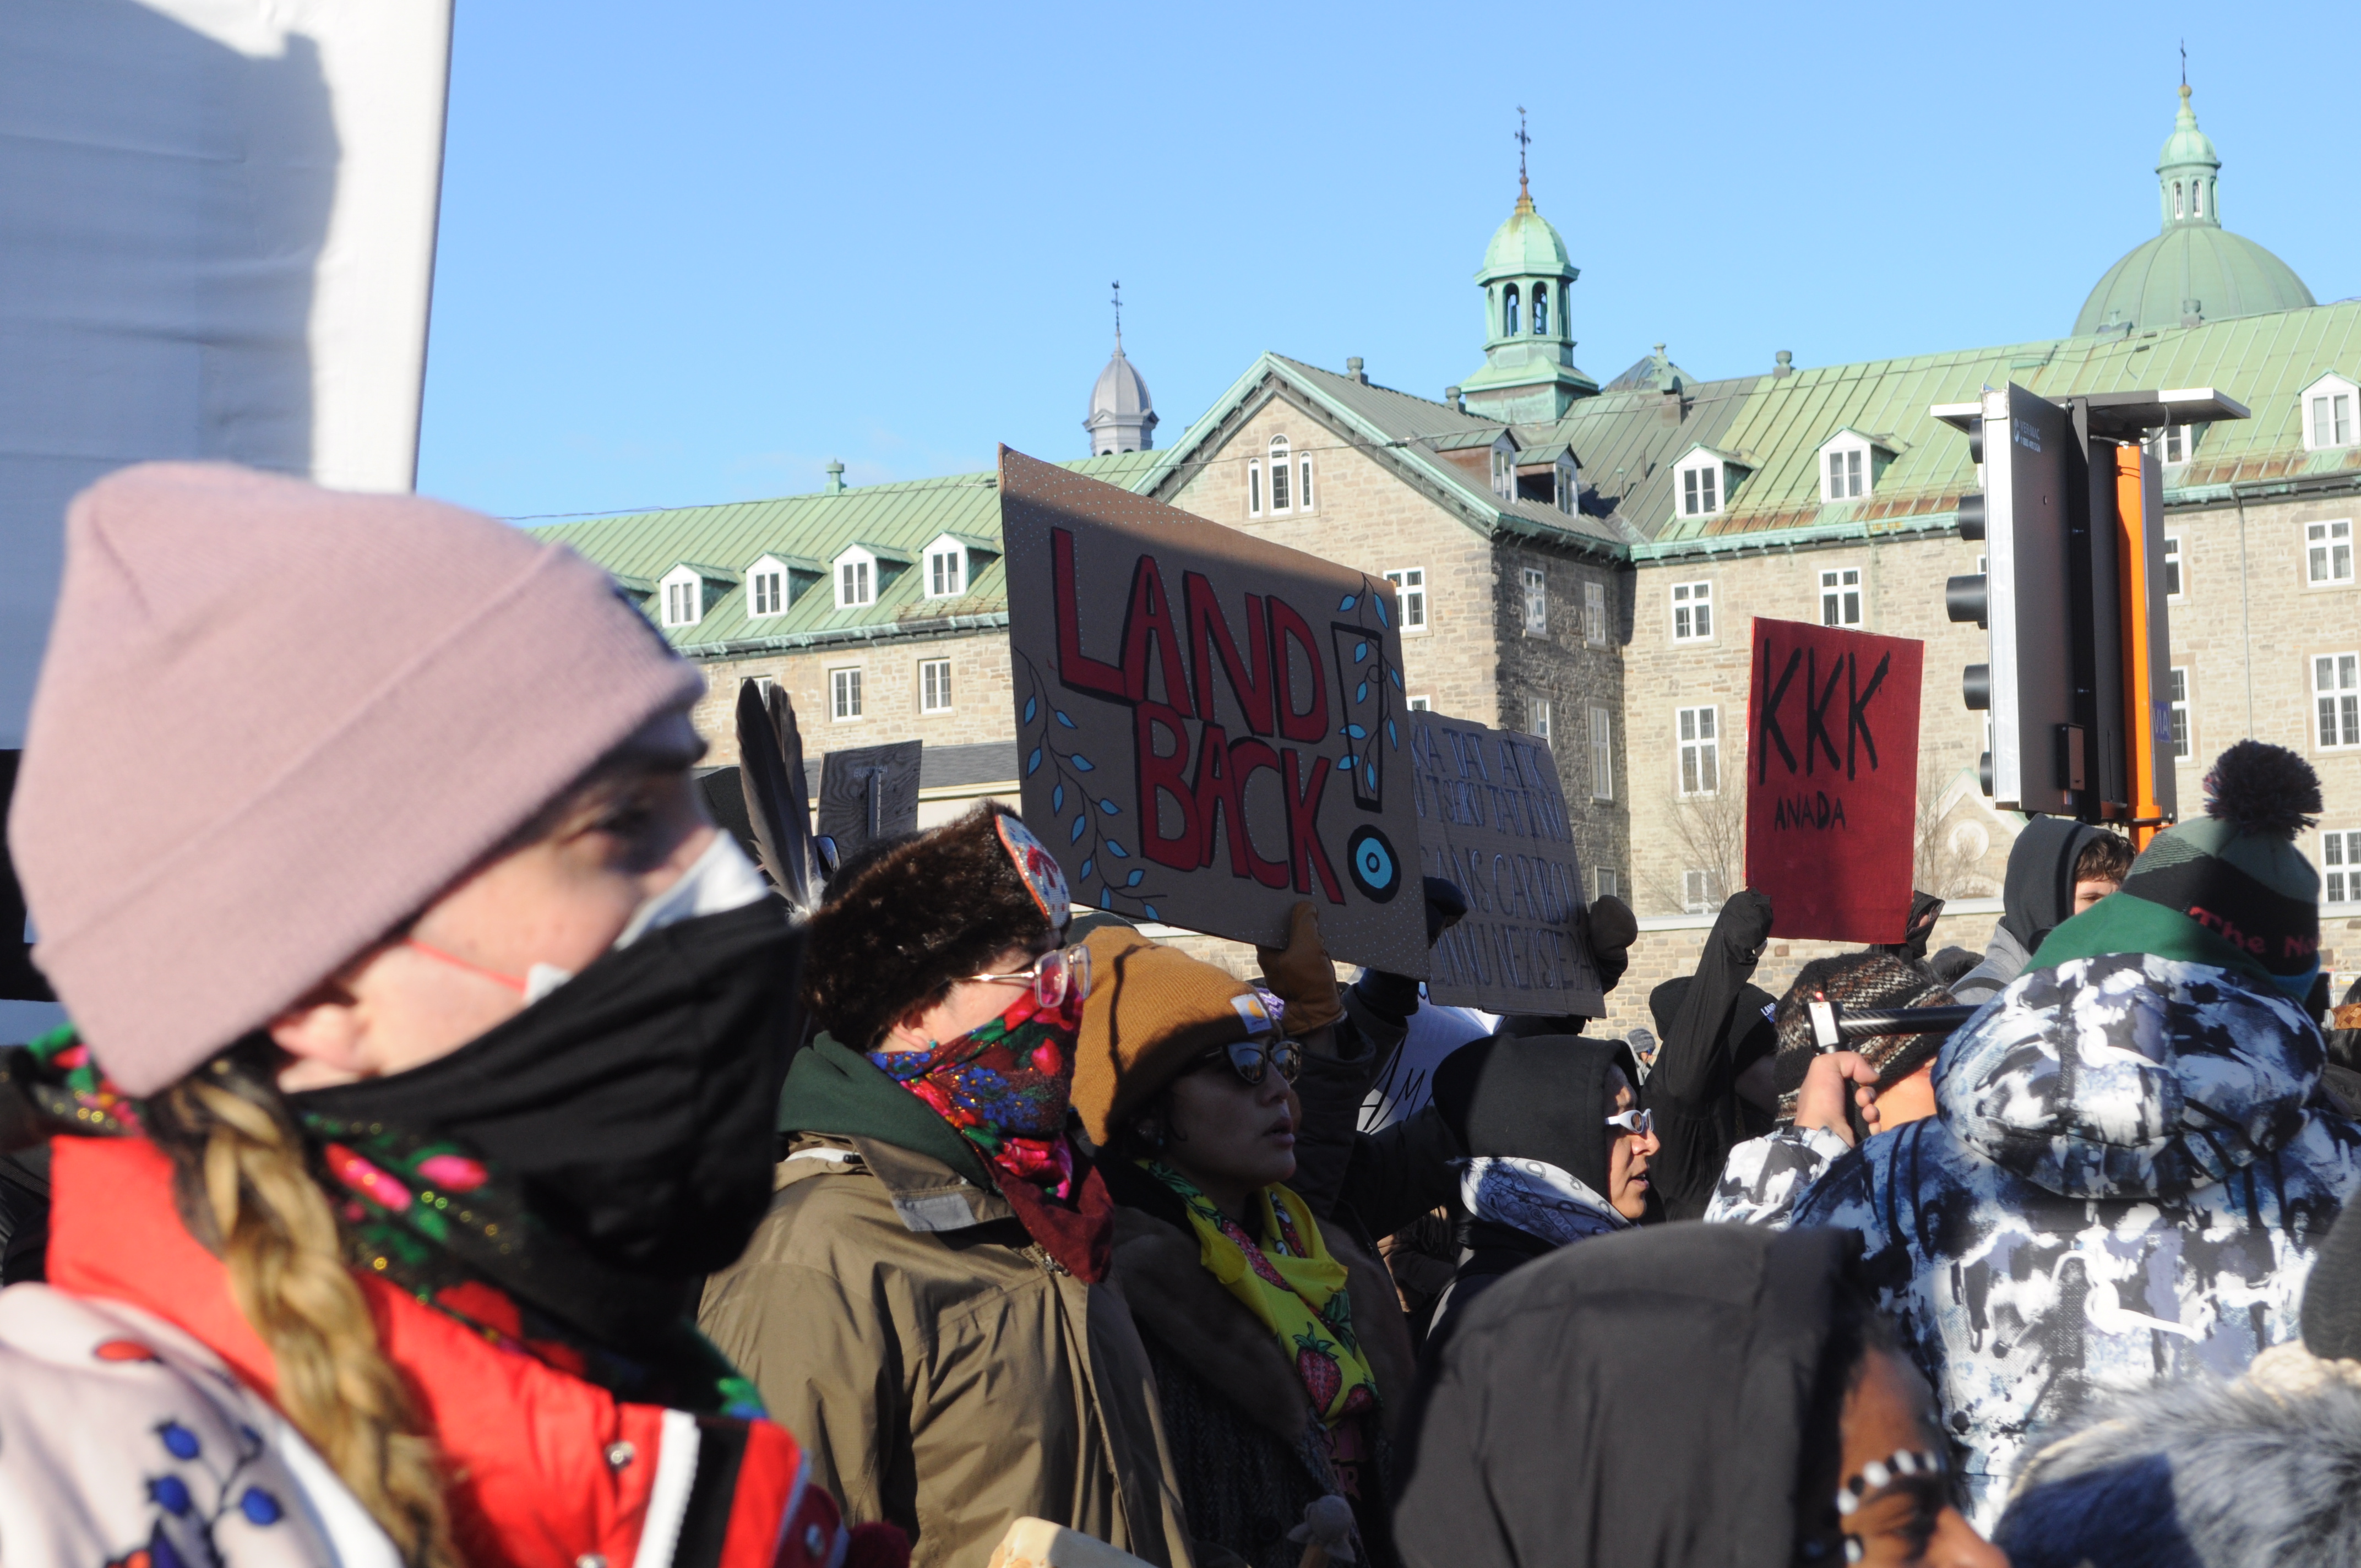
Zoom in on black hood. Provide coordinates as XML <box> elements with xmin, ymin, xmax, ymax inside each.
<box><xmin>1429</xmin><ymin>1034</ymin><xmax>1636</xmax><ymax>1195</ymax></box>
<box><xmin>1395</xmin><ymin>1224</ymin><xmax>1857</xmax><ymax>1568</ymax></box>
<box><xmin>1999</xmin><ymin>816</ymin><xmax>2106</xmax><ymax>951</ymax></box>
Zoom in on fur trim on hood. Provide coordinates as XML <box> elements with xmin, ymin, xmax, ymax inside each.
<box><xmin>1109</xmin><ymin>1205</ymin><xmax>1414</xmax><ymax>1443</ymax></box>
<box><xmin>1997</xmin><ymin>1344</ymin><xmax>2361</xmax><ymax>1568</ymax></box>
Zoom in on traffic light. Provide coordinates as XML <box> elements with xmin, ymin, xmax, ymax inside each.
<box><xmin>1934</xmin><ymin>383</ymin><xmax>2245</xmax><ymax>831</ymax></box>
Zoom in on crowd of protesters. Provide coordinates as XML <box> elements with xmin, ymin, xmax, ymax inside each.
<box><xmin>2</xmin><ymin>462</ymin><xmax>2359</xmax><ymax>1568</ymax></box>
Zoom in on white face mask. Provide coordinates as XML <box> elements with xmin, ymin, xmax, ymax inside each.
<box><xmin>521</xmin><ymin>831</ymin><xmax>770</xmax><ymax>1004</ymax></box>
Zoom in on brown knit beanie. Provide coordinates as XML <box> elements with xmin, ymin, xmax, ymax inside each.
<box><xmin>1769</xmin><ymin>954</ymin><xmax>1955</xmax><ymax>1119</ymax></box>
<box><xmin>8</xmin><ymin>462</ymin><xmax>704</xmax><ymax>1095</ymax></box>
<box><xmin>1070</xmin><ymin>928</ymin><xmax>1274</xmax><ymax>1146</ymax></box>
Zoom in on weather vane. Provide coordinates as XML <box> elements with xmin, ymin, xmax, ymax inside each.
<box><xmin>2179</xmin><ymin>40</ymin><xmax>2186</xmax><ymax>88</ymax></box>
<box><xmin>1514</xmin><ymin>107</ymin><xmax>1531</xmax><ymax>197</ymax></box>
<box><xmin>1111</xmin><ymin>280</ymin><xmax>1123</xmax><ymax>346</ymax></box>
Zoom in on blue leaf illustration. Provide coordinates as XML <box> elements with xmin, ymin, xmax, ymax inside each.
<box><xmin>1353</xmin><ymin>642</ymin><xmax>1369</xmax><ymax>663</ymax></box>
<box><xmin>1023</xmin><ymin>696</ymin><xmax>1038</xmax><ymax>724</ymax></box>
<box><xmin>1375</xmin><ymin>595</ymin><xmax>1389</xmax><ymax>628</ymax></box>
<box><xmin>1356</xmin><ymin>681</ymin><xmax>1368</xmax><ymax>703</ymax></box>
<box><xmin>1055</xmin><ymin>710</ymin><xmax>1078</xmax><ymax>729</ymax></box>
<box><xmin>1125</xmin><ymin>869</ymin><xmax>1145</xmax><ymax>886</ymax></box>
<box><xmin>1070</xmin><ymin>816</ymin><xmax>1087</xmax><ymax>843</ymax></box>
<box><xmin>1339</xmin><ymin>594</ymin><xmax>1357</xmax><ymax>611</ymax></box>
<box><xmin>1070</xmin><ymin>754</ymin><xmax>1095</xmax><ymax>771</ymax></box>
<box><xmin>1143</xmin><ymin>903</ymin><xmax>1159</xmax><ymax>919</ymax></box>
<box><xmin>1103</xmin><ymin>840</ymin><xmax>1129</xmax><ymax>859</ymax></box>
<box><xmin>1366</xmin><ymin>764</ymin><xmax>1377</xmax><ymax>790</ymax></box>
<box><xmin>1346</xmin><ymin>723</ymin><xmax>1367</xmax><ymax>739</ymax></box>
<box><xmin>1390</xmin><ymin>669</ymin><xmax>1404</xmax><ymax>689</ymax></box>
<box><xmin>1098</xmin><ymin>798</ymin><xmax>1120</xmax><ymax>814</ymax></box>
<box><xmin>1027</xmin><ymin>748</ymin><xmax>1043</xmax><ymax>775</ymax></box>
<box><xmin>1337</xmin><ymin>754</ymin><xmax>1356</xmax><ymax>771</ymax></box>
<box><xmin>1080</xmin><ymin>857</ymin><xmax>1094</xmax><ymax>881</ymax></box>
<box><xmin>1052</xmin><ymin>784</ymin><xmax>1065</xmax><ymax>812</ymax></box>
<box><xmin>1386</xmin><ymin>720</ymin><xmax>1398</xmax><ymax>747</ymax></box>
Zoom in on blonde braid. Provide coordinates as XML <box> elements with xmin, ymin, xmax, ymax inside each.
<box><xmin>149</xmin><ymin>1055</ymin><xmax>463</xmax><ymax>1568</ymax></box>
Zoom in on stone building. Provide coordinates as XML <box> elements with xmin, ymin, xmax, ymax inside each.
<box><xmin>537</xmin><ymin>83</ymin><xmax>2359</xmax><ymax>1000</ymax></box>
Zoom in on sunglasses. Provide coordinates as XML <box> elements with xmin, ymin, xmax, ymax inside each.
<box><xmin>1604</xmin><ymin>1108</ymin><xmax>1654</xmax><ymax>1137</ymax></box>
<box><xmin>965</xmin><ymin>943</ymin><xmax>1092</xmax><ymax>1010</ymax></box>
<box><xmin>1193</xmin><ymin>1036</ymin><xmax>1303</xmax><ymax>1087</ymax></box>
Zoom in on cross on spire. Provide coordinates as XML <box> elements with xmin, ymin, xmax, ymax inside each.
<box><xmin>1514</xmin><ymin>107</ymin><xmax>1531</xmax><ymax>199</ymax></box>
<box><xmin>2179</xmin><ymin>39</ymin><xmax>2186</xmax><ymax>88</ymax></box>
<box><xmin>1111</xmin><ymin>280</ymin><xmax>1123</xmax><ymax>349</ymax></box>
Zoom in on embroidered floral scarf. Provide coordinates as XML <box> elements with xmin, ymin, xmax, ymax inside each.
<box><xmin>3</xmin><ymin>1026</ymin><xmax>765</xmax><ymax>1420</ymax></box>
<box><xmin>868</xmin><ymin>985</ymin><xmax>1085</xmax><ymax>1199</ymax></box>
<box><xmin>1142</xmin><ymin>1159</ymin><xmax>1380</xmax><ymax>1428</ymax></box>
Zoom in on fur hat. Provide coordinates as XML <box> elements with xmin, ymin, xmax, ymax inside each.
<box><xmin>1069</xmin><ymin>928</ymin><xmax>1272</xmax><ymax>1146</ymax></box>
<box><xmin>801</xmin><ymin>804</ymin><xmax>1060</xmax><ymax>1050</ymax></box>
<box><xmin>1770</xmin><ymin>954</ymin><xmax>1955</xmax><ymax>1119</ymax></box>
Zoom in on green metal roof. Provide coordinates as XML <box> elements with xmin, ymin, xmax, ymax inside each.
<box><xmin>2075</xmin><ymin>226</ymin><xmax>2315</xmax><ymax>335</ymax></box>
<box><xmin>1478</xmin><ymin>190</ymin><xmax>1575</xmax><ymax>283</ymax></box>
<box><xmin>531</xmin><ymin>449</ymin><xmax>1161</xmax><ymax>655</ymax></box>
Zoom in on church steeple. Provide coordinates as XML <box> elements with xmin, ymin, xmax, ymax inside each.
<box><xmin>1456</xmin><ymin>113</ymin><xmax>1595</xmax><ymax>423</ymax></box>
<box><xmin>2157</xmin><ymin>82</ymin><xmax>2222</xmax><ymax>231</ymax></box>
<box><xmin>1085</xmin><ymin>281</ymin><xmax>1157</xmax><ymax>456</ymax></box>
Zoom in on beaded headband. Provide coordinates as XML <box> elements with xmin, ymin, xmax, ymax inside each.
<box><xmin>1833</xmin><ymin>1447</ymin><xmax>1945</xmax><ymax>1563</ymax></box>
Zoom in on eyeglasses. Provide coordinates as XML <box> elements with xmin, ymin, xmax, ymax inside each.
<box><xmin>965</xmin><ymin>943</ymin><xmax>1092</xmax><ymax>1009</ymax></box>
<box><xmin>1604</xmin><ymin>1108</ymin><xmax>1654</xmax><ymax>1137</ymax></box>
<box><xmin>1194</xmin><ymin>1036</ymin><xmax>1303</xmax><ymax>1087</ymax></box>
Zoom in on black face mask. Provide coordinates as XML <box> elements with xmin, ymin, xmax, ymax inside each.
<box><xmin>292</xmin><ymin>899</ymin><xmax>803</xmax><ymax>1286</ymax></box>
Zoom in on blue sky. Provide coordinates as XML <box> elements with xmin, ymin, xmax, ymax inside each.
<box><xmin>416</xmin><ymin>1</ymin><xmax>2359</xmax><ymax>521</ymax></box>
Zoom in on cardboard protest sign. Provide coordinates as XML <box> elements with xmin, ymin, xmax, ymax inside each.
<box><xmin>1407</xmin><ymin>711</ymin><xmax>1602</xmax><ymax>1016</ymax></box>
<box><xmin>1744</xmin><ymin>618</ymin><xmax>1923</xmax><ymax>943</ymax></box>
<box><xmin>997</xmin><ymin>447</ymin><xmax>1428</xmax><ymax>977</ymax></box>
<box><xmin>818</xmin><ymin>741</ymin><xmax>923</xmax><ymax>857</ymax></box>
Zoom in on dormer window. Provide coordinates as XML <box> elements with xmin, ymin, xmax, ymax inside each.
<box><xmin>2305</xmin><ymin>374</ymin><xmax>2358</xmax><ymax>451</ymax></box>
<box><xmin>2150</xmin><ymin>424</ymin><xmax>2193</xmax><ymax>466</ymax></box>
<box><xmin>1490</xmin><ymin>438</ymin><xmax>1515</xmax><ymax>500</ymax></box>
<box><xmin>657</xmin><ymin>563</ymin><xmax>731</xmax><ymax>628</ymax></box>
<box><xmin>834</xmin><ymin>547</ymin><xmax>877</xmax><ymax>609</ymax></box>
<box><xmin>1815</xmin><ymin>431</ymin><xmax>1893</xmax><ymax>503</ymax></box>
<box><xmin>1685</xmin><ymin>465</ymin><xmax>1715</xmax><ymax>515</ymax></box>
<box><xmin>1555</xmin><ymin>453</ymin><xmax>1578</xmax><ymax>515</ymax></box>
<box><xmin>927</xmin><ymin>540</ymin><xmax>965</xmax><ymax>598</ymax></box>
<box><xmin>750</xmin><ymin>564</ymin><xmax>785</xmax><ymax>617</ymax></box>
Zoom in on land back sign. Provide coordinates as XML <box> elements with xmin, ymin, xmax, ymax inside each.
<box><xmin>1743</xmin><ymin>617</ymin><xmax>1924</xmax><ymax>943</ymax></box>
<box><xmin>998</xmin><ymin>447</ymin><xmax>1428</xmax><ymax>976</ymax></box>
<box><xmin>1407</xmin><ymin>711</ymin><xmax>1601</xmax><ymax>1016</ymax></box>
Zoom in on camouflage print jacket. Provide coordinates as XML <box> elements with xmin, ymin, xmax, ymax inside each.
<box><xmin>1716</xmin><ymin>953</ymin><xmax>2361</xmax><ymax>1531</ymax></box>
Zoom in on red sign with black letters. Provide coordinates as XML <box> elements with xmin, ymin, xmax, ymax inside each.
<box><xmin>998</xmin><ymin>447</ymin><xmax>1429</xmax><ymax>977</ymax></box>
<box><xmin>1743</xmin><ymin>618</ymin><xmax>1924</xmax><ymax>943</ymax></box>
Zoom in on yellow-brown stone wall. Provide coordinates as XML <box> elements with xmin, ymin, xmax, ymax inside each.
<box><xmin>685</xmin><ymin>629</ymin><xmax>1016</xmax><ymax>764</ymax></box>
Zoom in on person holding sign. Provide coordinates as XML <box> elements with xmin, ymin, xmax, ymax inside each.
<box><xmin>701</xmin><ymin>807</ymin><xmax>1195</xmax><ymax>1568</ymax></box>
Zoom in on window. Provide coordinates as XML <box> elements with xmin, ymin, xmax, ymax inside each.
<box><xmin>2156</xmin><ymin>424</ymin><xmax>2188</xmax><ymax>465</ymax></box>
<box><xmin>926</xmin><ymin>544</ymin><xmax>965</xmax><ymax>599</ymax></box>
<box><xmin>830</xmin><ymin>666</ymin><xmax>864</xmax><ymax>721</ymax></box>
<box><xmin>1503</xmin><ymin>285</ymin><xmax>1520</xmax><ymax>336</ymax></box>
<box><xmin>2173</xmin><ymin>179</ymin><xmax>2184</xmax><ymax>219</ymax></box>
<box><xmin>1820</xmin><ymin>567</ymin><xmax>1863</xmax><ymax>627</ymax></box>
<box><xmin>2325</xmin><ymin>829</ymin><xmax>2361</xmax><ymax>903</ymax></box>
<box><xmin>1490</xmin><ymin>446</ymin><xmax>1512</xmax><ymax>499</ymax></box>
<box><xmin>1522</xmin><ymin>567</ymin><xmax>1547</xmax><ymax>634</ymax></box>
<box><xmin>749</xmin><ymin>568</ymin><xmax>785</xmax><ymax>618</ymax></box>
<box><xmin>1671</xmin><ymin>581</ymin><xmax>1713</xmax><ymax>641</ymax></box>
<box><xmin>2168</xmin><ymin>667</ymin><xmax>2191</xmax><ymax>760</ymax></box>
<box><xmin>919</xmin><ymin>657</ymin><xmax>953</xmax><ymax>714</ymax></box>
<box><xmin>1593</xmin><ymin>866</ymin><xmax>1618</xmax><ymax>901</ymax></box>
<box><xmin>1298</xmin><ymin>454</ymin><xmax>1314</xmax><ymax>512</ymax></box>
<box><xmin>1532</xmin><ymin>284</ymin><xmax>1549</xmax><ymax>335</ymax></box>
<box><xmin>1682</xmin><ymin>464</ymin><xmax>1718</xmax><ymax>516</ymax></box>
<box><xmin>1248</xmin><ymin>459</ymin><xmax>1263</xmax><ymax>517</ymax></box>
<box><xmin>1682</xmin><ymin>868</ymin><xmax>1725</xmax><ymax>914</ymax></box>
<box><xmin>2318</xmin><ymin>654</ymin><xmax>2360</xmax><ymax>749</ymax></box>
<box><xmin>665</xmin><ymin>580</ymin><xmax>699</xmax><ymax>627</ymax></box>
<box><xmin>835</xmin><ymin>554</ymin><xmax>874</xmax><ymax>608</ymax></box>
<box><xmin>2162</xmin><ymin>535</ymin><xmax>2183</xmax><ymax>599</ymax></box>
<box><xmin>2316</xmin><ymin>393</ymin><xmax>2355</xmax><ymax>449</ymax></box>
<box><xmin>1677</xmin><ymin>705</ymin><xmax>1719</xmax><ymax>795</ymax></box>
<box><xmin>1385</xmin><ymin>568</ymin><xmax>1427</xmax><ymax>631</ymax></box>
<box><xmin>1528</xmin><ymin>698</ymin><xmax>1552</xmax><ymax>744</ymax></box>
<box><xmin>1555</xmin><ymin>455</ymin><xmax>1578</xmax><ymax>515</ymax></box>
<box><xmin>1407</xmin><ymin>695</ymin><xmax>1432</xmax><ymax>711</ymax></box>
<box><xmin>1588</xmin><ymin>705</ymin><xmax>1613</xmax><ymax>801</ymax></box>
<box><xmin>1584</xmin><ymin>578</ymin><xmax>1607</xmax><ymax>646</ymax></box>
<box><xmin>2308</xmin><ymin>520</ymin><xmax>2354</xmax><ymax>585</ymax></box>
<box><xmin>1268</xmin><ymin>436</ymin><xmax>1292</xmax><ymax>513</ymax></box>
<box><xmin>1825</xmin><ymin>449</ymin><xmax>1863</xmax><ymax>500</ymax></box>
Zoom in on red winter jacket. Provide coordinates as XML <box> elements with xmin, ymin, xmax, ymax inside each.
<box><xmin>47</xmin><ymin>1137</ymin><xmax>896</xmax><ymax>1568</ymax></box>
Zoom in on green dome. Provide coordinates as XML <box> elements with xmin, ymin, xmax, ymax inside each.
<box><xmin>1477</xmin><ymin>192</ymin><xmax>1573</xmax><ymax>283</ymax></box>
<box><xmin>2075</xmin><ymin>226</ymin><xmax>2315</xmax><ymax>334</ymax></box>
<box><xmin>2072</xmin><ymin>84</ymin><xmax>2314</xmax><ymax>335</ymax></box>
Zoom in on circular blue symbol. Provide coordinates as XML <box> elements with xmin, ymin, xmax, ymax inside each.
<box><xmin>1346</xmin><ymin>826</ymin><xmax>1401</xmax><ymax>903</ymax></box>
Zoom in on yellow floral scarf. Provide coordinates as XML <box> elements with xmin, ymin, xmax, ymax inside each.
<box><xmin>1143</xmin><ymin>1160</ymin><xmax>1380</xmax><ymax>1427</ymax></box>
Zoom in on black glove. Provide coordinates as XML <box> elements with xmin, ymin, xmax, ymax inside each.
<box><xmin>1423</xmin><ymin>877</ymin><xmax>1470</xmax><ymax>947</ymax></box>
<box><xmin>1715</xmin><ymin>889</ymin><xmax>1775</xmax><ymax>964</ymax></box>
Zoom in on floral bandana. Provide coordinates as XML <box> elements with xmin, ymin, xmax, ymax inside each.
<box><xmin>1455</xmin><ymin>1154</ymin><xmax>1630</xmax><ymax>1250</ymax></box>
<box><xmin>1143</xmin><ymin>1159</ymin><xmax>1380</xmax><ymax>1429</ymax></box>
<box><xmin>868</xmin><ymin>984</ymin><xmax>1085</xmax><ymax>1199</ymax></box>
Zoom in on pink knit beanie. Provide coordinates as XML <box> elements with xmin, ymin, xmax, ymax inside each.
<box><xmin>8</xmin><ymin>463</ymin><xmax>706</xmax><ymax>1095</ymax></box>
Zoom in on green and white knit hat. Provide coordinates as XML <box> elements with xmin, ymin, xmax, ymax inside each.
<box><xmin>2117</xmin><ymin>741</ymin><xmax>2322</xmax><ymax>986</ymax></box>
